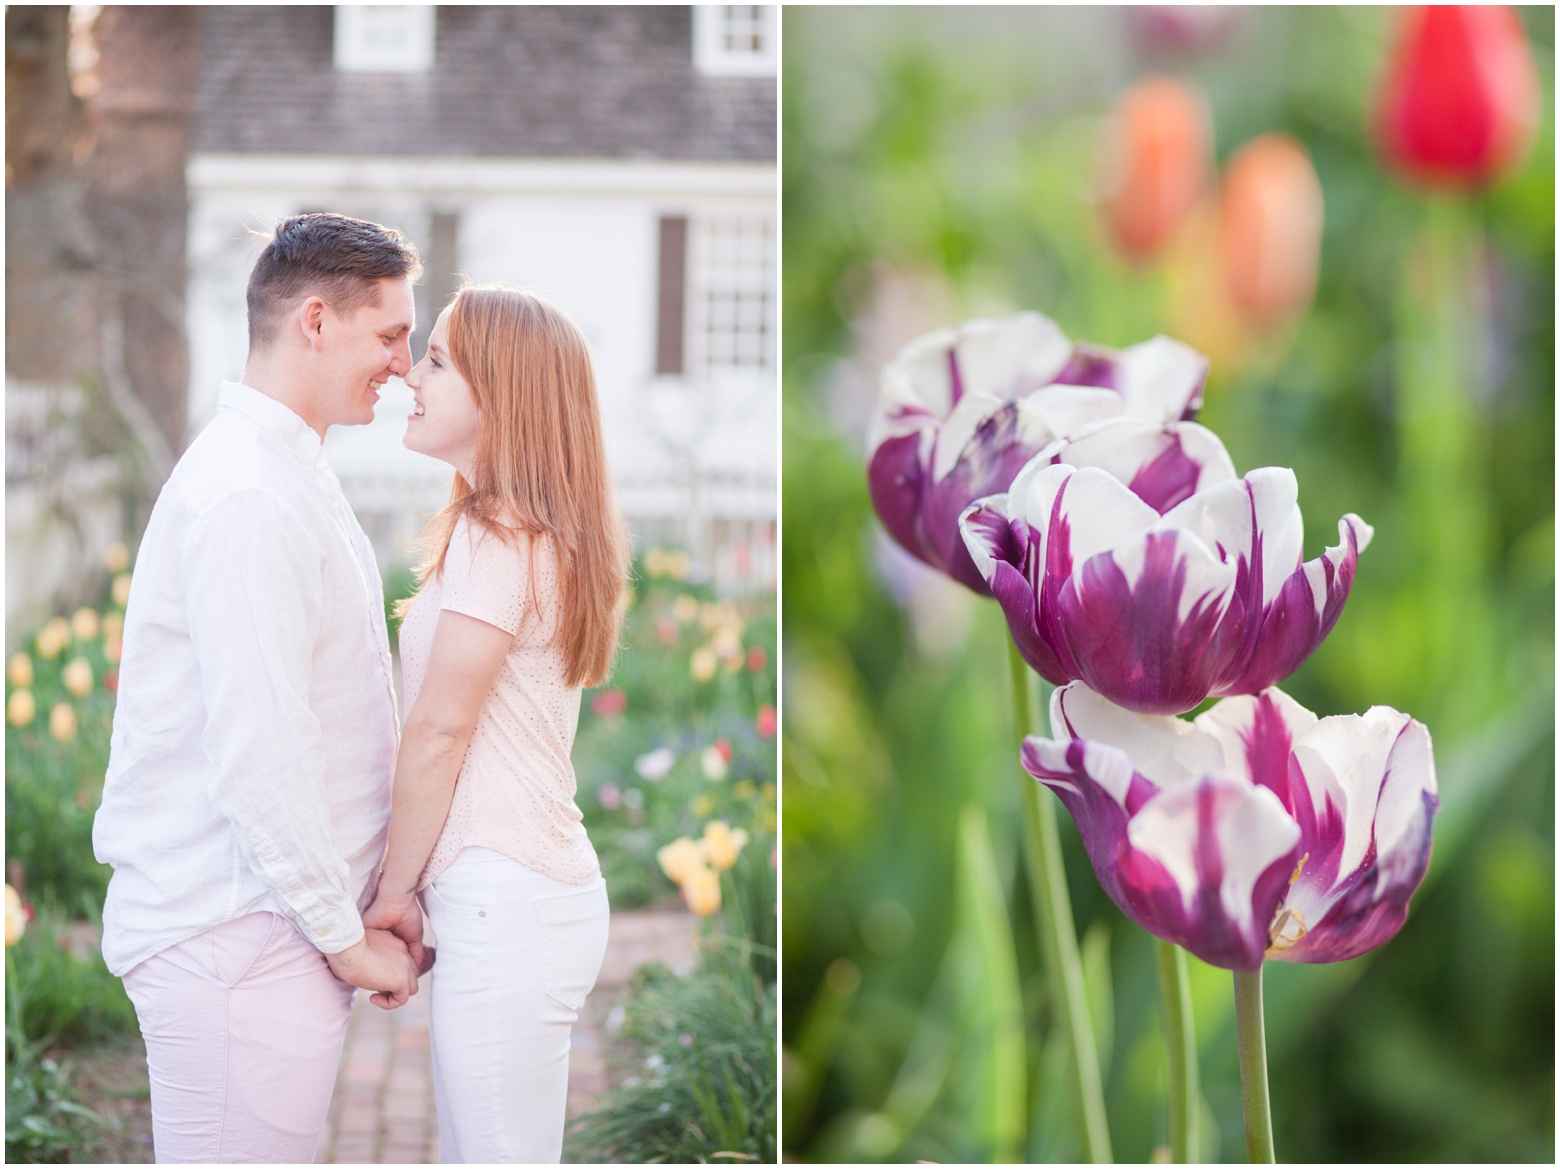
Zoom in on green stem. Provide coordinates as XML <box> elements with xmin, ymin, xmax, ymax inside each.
<box><xmin>1156</xmin><ymin>940</ymin><xmax>1199</xmax><ymax>1163</ymax></box>
<box><xmin>1233</xmin><ymin>966</ymin><xmax>1275</xmax><ymax>1164</ymax></box>
<box><xmin>1008</xmin><ymin>641</ymin><xmax>1113</xmax><ymax>1163</ymax></box>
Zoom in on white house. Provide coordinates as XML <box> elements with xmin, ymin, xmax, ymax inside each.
<box><xmin>185</xmin><ymin>5</ymin><xmax>777</xmax><ymax>592</ymax></box>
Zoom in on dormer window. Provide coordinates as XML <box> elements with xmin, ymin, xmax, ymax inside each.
<box><xmin>333</xmin><ymin>6</ymin><xmax>435</xmax><ymax>73</ymax></box>
<box><xmin>692</xmin><ymin>5</ymin><xmax>776</xmax><ymax>77</ymax></box>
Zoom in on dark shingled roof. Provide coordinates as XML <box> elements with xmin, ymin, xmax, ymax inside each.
<box><xmin>194</xmin><ymin>6</ymin><xmax>775</xmax><ymax>161</ymax></box>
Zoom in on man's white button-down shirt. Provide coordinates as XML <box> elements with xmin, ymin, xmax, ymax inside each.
<box><xmin>94</xmin><ymin>382</ymin><xmax>400</xmax><ymax>977</ymax></box>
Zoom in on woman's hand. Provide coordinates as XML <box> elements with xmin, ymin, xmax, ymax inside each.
<box><xmin>325</xmin><ymin>928</ymin><xmax>421</xmax><ymax>1010</ymax></box>
<box><xmin>364</xmin><ymin>893</ymin><xmax>436</xmax><ymax>976</ymax></box>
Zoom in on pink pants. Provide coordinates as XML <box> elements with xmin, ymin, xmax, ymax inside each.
<box><xmin>121</xmin><ymin>911</ymin><xmax>355</xmax><ymax>1164</ymax></box>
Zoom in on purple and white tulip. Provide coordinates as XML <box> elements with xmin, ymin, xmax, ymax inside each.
<box><xmin>1025</xmin><ymin>682</ymin><xmax>1438</xmax><ymax>970</ymax></box>
<box><xmin>960</xmin><ymin>418</ymin><xmax>1372</xmax><ymax>715</ymax></box>
<box><xmin>867</xmin><ymin>313</ymin><xmax>1209</xmax><ymax>594</ymax></box>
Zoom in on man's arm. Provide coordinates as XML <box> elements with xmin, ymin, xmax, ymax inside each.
<box><xmin>182</xmin><ymin>488</ymin><xmax>381</xmax><ymax>958</ymax></box>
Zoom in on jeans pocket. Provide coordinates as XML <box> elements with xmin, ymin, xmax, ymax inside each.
<box><xmin>424</xmin><ymin>866</ymin><xmax>490</xmax><ymax>922</ymax></box>
<box><xmin>211</xmin><ymin>911</ymin><xmax>280</xmax><ymax>987</ymax></box>
<box><xmin>534</xmin><ymin>881</ymin><xmax>609</xmax><ymax>1011</ymax></box>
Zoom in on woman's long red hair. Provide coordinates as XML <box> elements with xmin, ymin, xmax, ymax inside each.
<box><xmin>410</xmin><ymin>285</ymin><xmax>629</xmax><ymax>687</ymax></box>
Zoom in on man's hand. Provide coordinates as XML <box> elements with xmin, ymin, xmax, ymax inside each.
<box><xmin>363</xmin><ymin>893</ymin><xmax>436</xmax><ymax>976</ymax></box>
<box><xmin>324</xmin><ymin>928</ymin><xmax>420</xmax><ymax>1009</ymax></box>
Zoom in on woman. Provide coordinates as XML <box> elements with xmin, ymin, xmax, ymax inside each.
<box><xmin>363</xmin><ymin>285</ymin><xmax>629</xmax><ymax>1163</ymax></box>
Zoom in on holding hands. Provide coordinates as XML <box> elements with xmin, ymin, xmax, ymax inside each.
<box><xmin>325</xmin><ymin>926</ymin><xmax>424</xmax><ymax>1009</ymax></box>
<box><xmin>363</xmin><ymin>889</ymin><xmax>437</xmax><ymax>988</ymax></box>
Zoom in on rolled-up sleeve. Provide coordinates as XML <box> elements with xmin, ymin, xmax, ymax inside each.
<box><xmin>182</xmin><ymin>487</ymin><xmax>365</xmax><ymax>953</ymax></box>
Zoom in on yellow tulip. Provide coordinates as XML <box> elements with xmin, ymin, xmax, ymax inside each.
<box><xmin>7</xmin><ymin>689</ymin><xmax>36</xmax><ymax>727</ymax></box>
<box><xmin>50</xmin><ymin>701</ymin><xmax>78</xmax><ymax>742</ymax></box>
<box><xmin>111</xmin><ymin>573</ymin><xmax>133</xmax><ymax>609</ymax></box>
<box><xmin>703</xmin><ymin>820</ymin><xmax>750</xmax><ymax>872</ymax></box>
<box><xmin>63</xmin><ymin>657</ymin><xmax>93</xmax><ymax>698</ymax></box>
<box><xmin>656</xmin><ymin>837</ymin><xmax>709</xmax><ymax>887</ymax></box>
<box><xmin>36</xmin><ymin>617</ymin><xmax>70</xmax><ymax>660</ymax></box>
<box><xmin>102</xmin><ymin>611</ymin><xmax>124</xmax><ymax>642</ymax></box>
<box><xmin>690</xmin><ymin>647</ymin><xmax>718</xmax><ymax>683</ymax></box>
<box><xmin>7</xmin><ymin>652</ymin><xmax>33</xmax><ymax>689</ymax></box>
<box><xmin>673</xmin><ymin>595</ymin><xmax>699</xmax><ymax>624</ymax></box>
<box><xmin>4</xmin><ymin>884</ymin><xmax>25</xmax><ymax>947</ymax></box>
<box><xmin>681</xmin><ymin>866</ymin><xmax>722</xmax><ymax>916</ymax></box>
<box><xmin>105</xmin><ymin>542</ymin><xmax>131</xmax><ymax>573</ymax></box>
<box><xmin>666</xmin><ymin>551</ymin><xmax>691</xmax><ymax>581</ymax></box>
<box><xmin>71</xmin><ymin>608</ymin><xmax>100</xmax><ymax>641</ymax></box>
<box><xmin>690</xmin><ymin>793</ymin><xmax>715</xmax><ymax>818</ymax></box>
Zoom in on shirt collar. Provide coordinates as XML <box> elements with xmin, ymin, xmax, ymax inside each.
<box><xmin>217</xmin><ymin>382</ymin><xmax>326</xmax><ymax>469</ymax></box>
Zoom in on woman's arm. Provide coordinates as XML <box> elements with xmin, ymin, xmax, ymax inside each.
<box><xmin>363</xmin><ymin>609</ymin><xmax>513</xmax><ymax>967</ymax></box>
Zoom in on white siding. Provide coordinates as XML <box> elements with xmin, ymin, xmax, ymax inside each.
<box><xmin>185</xmin><ymin>155</ymin><xmax>776</xmax><ymax>586</ymax></box>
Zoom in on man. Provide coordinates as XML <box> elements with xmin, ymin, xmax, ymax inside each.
<box><xmin>94</xmin><ymin>213</ymin><xmax>426</xmax><ymax>1163</ymax></box>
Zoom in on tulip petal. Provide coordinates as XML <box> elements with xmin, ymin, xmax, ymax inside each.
<box><xmin>1048</xmin><ymin>419</ymin><xmax>1237</xmax><ymax>514</ymax></box>
<box><xmin>1058</xmin><ymin>527</ymin><xmax>1241</xmax><ymax>716</ymax></box>
<box><xmin>1127</xmin><ymin>777</ymin><xmax>1302</xmax><ymax>970</ymax></box>
<box><xmin>1053</xmin><ymin>334</ymin><xmax>1208</xmax><ymax>425</ymax></box>
<box><xmin>1194</xmin><ymin>687</ymin><xmax>1320</xmax><ymax>809</ymax></box>
<box><xmin>1049</xmin><ymin>681</ymin><xmax>1224</xmax><ymax>791</ymax></box>
<box><xmin>1113</xmin><ymin>334</ymin><xmax>1210</xmax><ymax>422</ymax></box>
<box><xmin>867</xmin><ymin>430</ymin><xmax>935</xmax><ymax>570</ymax></box>
<box><xmin>960</xmin><ymin>495</ymin><xmax>1075</xmax><ymax>682</ymax></box>
<box><xmin>896</xmin><ymin>314</ymin><xmax>1074</xmax><ymax>417</ymax></box>
<box><xmin>1001</xmin><ymin>461</ymin><xmax>1166</xmax><ymax>685</ymax></box>
<box><xmin>923</xmin><ymin>397</ymin><xmax>1049</xmax><ymax>591</ymax></box>
<box><xmin>1024</xmin><ymin>732</ymin><xmax>1300</xmax><ymax>970</ymax></box>
<box><xmin>1270</xmin><ymin>713</ymin><xmax>1438</xmax><ymax>963</ymax></box>
<box><xmin>924</xmin><ymin>390</ymin><xmax>1116</xmax><ymax>592</ymax></box>
<box><xmin>1215</xmin><ymin>513</ymin><xmax>1373</xmax><ymax>696</ymax></box>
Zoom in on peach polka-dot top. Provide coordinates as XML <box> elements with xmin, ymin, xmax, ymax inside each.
<box><xmin>399</xmin><ymin>514</ymin><xmax>600</xmax><ymax>889</ymax></box>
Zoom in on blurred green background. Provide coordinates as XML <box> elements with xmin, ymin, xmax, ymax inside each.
<box><xmin>781</xmin><ymin>6</ymin><xmax>1553</xmax><ymax>1163</ymax></box>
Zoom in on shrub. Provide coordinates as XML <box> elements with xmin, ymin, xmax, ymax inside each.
<box><xmin>565</xmin><ymin>952</ymin><xmax>777</xmax><ymax>1164</ymax></box>
<box><xmin>6</xmin><ymin>911</ymin><xmax>136</xmax><ymax>1051</ymax></box>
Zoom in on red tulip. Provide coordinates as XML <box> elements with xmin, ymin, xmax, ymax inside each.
<box><xmin>590</xmin><ymin>688</ymin><xmax>628</xmax><ymax>717</ymax></box>
<box><xmin>756</xmin><ymin>704</ymin><xmax>777</xmax><ymax>738</ymax></box>
<box><xmin>1220</xmin><ymin>134</ymin><xmax>1325</xmax><ymax>327</ymax></box>
<box><xmin>747</xmin><ymin>645</ymin><xmax>767</xmax><ymax>673</ymax></box>
<box><xmin>1376</xmin><ymin>6</ymin><xmax>1540</xmax><ymax>190</ymax></box>
<box><xmin>1097</xmin><ymin>76</ymin><xmax>1212</xmax><ymax>264</ymax></box>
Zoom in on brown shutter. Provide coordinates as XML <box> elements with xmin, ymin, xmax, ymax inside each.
<box><xmin>429</xmin><ymin>211</ymin><xmax>460</xmax><ymax>310</ymax></box>
<box><xmin>412</xmin><ymin>210</ymin><xmax>459</xmax><ymax>360</ymax></box>
<box><xmin>655</xmin><ymin>215</ymin><xmax>687</xmax><ymax>375</ymax></box>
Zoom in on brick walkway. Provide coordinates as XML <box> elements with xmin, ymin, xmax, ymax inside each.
<box><xmin>314</xmin><ymin>908</ymin><xmax>699</xmax><ymax>1164</ymax></box>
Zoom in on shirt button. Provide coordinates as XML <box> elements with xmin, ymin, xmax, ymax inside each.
<box><xmin>478</xmin><ymin>910</ymin><xmax>487</xmax><ymax>917</ymax></box>
<box><xmin>330</xmin><ymin>493</ymin><xmax>340</xmax><ymax>503</ymax></box>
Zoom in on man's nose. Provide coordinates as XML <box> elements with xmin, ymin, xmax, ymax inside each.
<box><xmin>390</xmin><ymin>336</ymin><xmax>413</xmax><ymax>376</ymax></box>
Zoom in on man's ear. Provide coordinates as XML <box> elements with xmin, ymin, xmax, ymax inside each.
<box><xmin>297</xmin><ymin>296</ymin><xmax>329</xmax><ymax>350</ymax></box>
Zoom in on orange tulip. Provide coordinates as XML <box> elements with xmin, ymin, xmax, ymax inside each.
<box><xmin>1097</xmin><ymin>76</ymin><xmax>1212</xmax><ymax>265</ymax></box>
<box><xmin>1220</xmin><ymin>134</ymin><xmax>1325</xmax><ymax>328</ymax></box>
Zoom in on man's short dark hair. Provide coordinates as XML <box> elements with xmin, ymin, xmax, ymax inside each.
<box><xmin>246</xmin><ymin>213</ymin><xmax>423</xmax><ymax>349</ymax></box>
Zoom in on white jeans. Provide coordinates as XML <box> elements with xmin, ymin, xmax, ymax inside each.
<box><xmin>420</xmin><ymin>847</ymin><xmax>610</xmax><ymax>1164</ymax></box>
